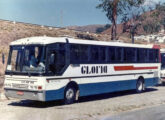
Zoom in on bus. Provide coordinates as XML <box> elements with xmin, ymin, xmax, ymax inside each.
<box><xmin>160</xmin><ymin>49</ymin><xmax>165</xmax><ymax>84</ymax></box>
<box><xmin>4</xmin><ymin>36</ymin><xmax>160</xmax><ymax>104</ymax></box>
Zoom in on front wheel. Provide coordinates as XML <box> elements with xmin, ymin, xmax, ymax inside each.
<box><xmin>64</xmin><ymin>87</ymin><xmax>76</xmax><ymax>104</ymax></box>
<box><xmin>136</xmin><ymin>78</ymin><xmax>145</xmax><ymax>93</ymax></box>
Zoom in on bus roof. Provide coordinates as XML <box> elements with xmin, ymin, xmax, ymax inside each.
<box><xmin>10</xmin><ymin>36</ymin><xmax>156</xmax><ymax>49</ymax></box>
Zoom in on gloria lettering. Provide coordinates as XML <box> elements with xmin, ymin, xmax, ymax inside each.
<box><xmin>81</xmin><ymin>66</ymin><xmax>107</xmax><ymax>74</ymax></box>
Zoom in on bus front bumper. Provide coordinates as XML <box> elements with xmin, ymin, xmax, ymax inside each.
<box><xmin>4</xmin><ymin>89</ymin><xmax>45</xmax><ymax>101</ymax></box>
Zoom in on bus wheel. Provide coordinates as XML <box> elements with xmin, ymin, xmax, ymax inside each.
<box><xmin>136</xmin><ymin>78</ymin><xmax>144</xmax><ymax>93</ymax></box>
<box><xmin>64</xmin><ymin>87</ymin><xmax>76</xmax><ymax>104</ymax></box>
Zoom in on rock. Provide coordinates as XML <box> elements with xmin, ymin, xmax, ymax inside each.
<box><xmin>0</xmin><ymin>92</ymin><xmax>7</xmax><ymax>100</ymax></box>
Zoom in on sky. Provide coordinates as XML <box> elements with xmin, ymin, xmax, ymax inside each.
<box><xmin>0</xmin><ymin>0</ymin><xmax>164</xmax><ymax>27</ymax></box>
<box><xmin>0</xmin><ymin>0</ymin><xmax>109</xmax><ymax>27</ymax></box>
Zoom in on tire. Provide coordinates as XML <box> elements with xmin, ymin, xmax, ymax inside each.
<box><xmin>64</xmin><ymin>86</ymin><xmax>76</xmax><ymax>104</ymax></box>
<box><xmin>136</xmin><ymin>78</ymin><xmax>145</xmax><ymax>93</ymax></box>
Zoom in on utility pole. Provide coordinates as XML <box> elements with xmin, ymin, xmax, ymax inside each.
<box><xmin>130</xmin><ymin>22</ymin><xmax>141</xmax><ymax>44</ymax></box>
<box><xmin>130</xmin><ymin>24</ymin><xmax>135</xmax><ymax>44</ymax></box>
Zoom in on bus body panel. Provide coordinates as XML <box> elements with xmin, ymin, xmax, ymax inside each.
<box><xmin>4</xmin><ymin>63</ymin><xmax>160</xmax><ymax>101</ymax></box>
<box><xmin>44</xmin><ymin>63</ymin><xmax>160</xmax><ymax>101</ymax></box>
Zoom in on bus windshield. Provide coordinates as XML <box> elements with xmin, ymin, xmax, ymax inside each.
<box><xmin>6</xmin><ymin>45</ymin><xmax>46</xmax><ymax>73</ymax></box>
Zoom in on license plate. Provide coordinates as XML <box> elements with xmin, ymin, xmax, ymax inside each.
<box><xmin>17</xmin><ymin>91</ymin><xmax>24</xmax><ymax>95</ymax></box>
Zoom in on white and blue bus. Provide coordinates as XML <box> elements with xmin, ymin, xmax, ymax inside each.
<box><xmin>4</xmin><ymin>36</ymin><xmax>160</xmax><ymax>104</ymax></box>
<box><xmin>160</xmin><ymin>49</ymin><xmax>165</xmax><ymax>84</ymax></box>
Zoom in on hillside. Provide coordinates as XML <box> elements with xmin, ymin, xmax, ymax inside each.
<box><xmin>66</xmin><ymin>24</ymin><xmax>105</xmax><ymax>33</ymax></box>
<box><xmin>0</xmin><ymin>20</ymin><xmax>111</xmax><ymax>47</ymax></box>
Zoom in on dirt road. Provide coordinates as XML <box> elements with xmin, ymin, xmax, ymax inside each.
<box><xmin>103</xmin><ymin>104</ymin><xmax>165</xmax><ymax>120</ymax></box>
<box><xmin>0</xmin><ymin>85</ymin><xmax>165</xmax><ymax>120</ymax></box>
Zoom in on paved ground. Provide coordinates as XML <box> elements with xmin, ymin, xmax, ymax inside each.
<box><xmin>0</xmin><ymin>85</ymin><xmax>165</xmax><ymax>120</ymax></box>
<box><xmin>102</xmin><ymin>104</ymin><xmax>165</xmax><ymax>120</ymax></box>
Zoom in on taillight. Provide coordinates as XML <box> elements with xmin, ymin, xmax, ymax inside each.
<box><xmin>38</xmin><ymin>86</ymin><xmax>42</xmax><ymax>90</ymax></box>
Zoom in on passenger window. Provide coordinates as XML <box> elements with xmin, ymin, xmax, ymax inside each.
<box><xmin>116</xmin><ymin>47</ymin><xmax>123</xmax><ymax>62</ymax></box>
<box><xmin>70</xmin><ymin>45</ymin><xmax>81</xmax><ymax>63</ymax></box>
<box><xmin>91</xmin><ymin>46</ymin><xmax>99</xmax><ymax>62</ymax></box>
<box><xmin>70</xmin><ymin>44</ymin><xmax>89</xmax><ymax>63</ymax></box>
<box><xmin>48</xmin><ymin>49</ymin><xmax>66</xmax><ymax>75</ymax></box>
<box><xmin>80</xmin><ymin>45</ymin><xmax>89</xmax><ymax>62</ymax></box>
<box><xmin>100</xmin><ymin>47</ymin><xmax>106</xmax><ymax>62</ymax></box>
<box><xmin>137</xmin><ymin>49</ymin><xmax>148</xmax><ymax>63</ymax></box>
<box><xmin>155</xmin><ymin>49</ymin><xmax>159</xmax><ymax>62</ymax></box>
<box><xmin>149</xmin><ymin>49</ymin><xmax>154</xmax><ymax>62</ymax></box>
<box><xmin>144</xmin><ymin>49</ymin><xmax>149</xmax><ymax>62</ymax></box>
<box><xmin>108</xmin><ymin>47</ymin><xmax>115</xmax><ymax>62</ymax></box>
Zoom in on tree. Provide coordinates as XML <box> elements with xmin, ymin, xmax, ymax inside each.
<box><xmin>121</xmin><ymin>4</ymin><xmax>144</xmax><ymax>43</ymax></box>
<box><xmin>161</xmin><ymin>17</ymin><xmax>165</xmax><ymax>33</ymax></box>
<box><xmin>156</xmin><ymin>3</ymin><xmax>165</xmax><ymax>33</ymax></box>
<box><xmin>97</xmin><ymin>0</ymin><xmax>145</xmax><ymax>40</ymax></box>
<box><xmin>121</xmin><ymin>14</ymin><xmax>129</xmax><ymax>33</ymax></box>
<box><xmin>96</xmin><ymin>24</ymin><xmax>111</xmax><ymax>33</ymax></box>
<box><xmin>141</xmin><ymin>2</ymin><xmax>165</xmax><ymax>34</ymax></box>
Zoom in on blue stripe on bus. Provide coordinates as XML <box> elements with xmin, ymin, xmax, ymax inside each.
<box><xmin>45</xmin><ymin>77</ymin><xmax>159</xmax><ymax>101</ymax></box>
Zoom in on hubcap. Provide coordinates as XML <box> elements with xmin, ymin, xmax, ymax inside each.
<box><xmin>66</xmin><ymin>88</ymin><xmax>74</xmax><ymax>100</ymax></box>
<box><xmin>137</xmin><ymin>81</ymin><xmax>143</xmax><ymax>91</ymax></box>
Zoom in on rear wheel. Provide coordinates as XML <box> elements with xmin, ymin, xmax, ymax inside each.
<box><xmin>64</xmin><ymin>87</ymin><xmax>76</xmax><ymax>104</ymax></box>
<box><xmin>136</xmin><ymin>78</ymin><xmax>145</xmax><ymax>93</ymax></box>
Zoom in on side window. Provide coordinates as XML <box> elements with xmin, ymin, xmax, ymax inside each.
<box><xmin>108</xmin><ymin>47</ymin><xmax>115</xmax><ymax>63</ymax></box>
<box><xmin>80</xmin><ymin>45</ymin><xmax>89</xmax><ymax>62</ymax></box>
<box><xmin>99</xmin><ymin>47</ymin><xmax>106</xmax><ymax>62</ymax></box>
<box><xmin>155</xmin><ymin>49</ymin><xmax>159</xmax><ymax>62</ymax></box>
<box><xmin>123</xmin><ymin>48</ymin><xmax>136</xmax><ymax>63</ymax></box>
<box><xmin>137</xmin><ymin>48</ymin><xmax>148</xmax><ymax>63</ymax></box>
<box><xmin>11</xmin><ymin>50</ymin><xmax>18</xmax><ymax>71</ymax></box>
<box><xmin>144</xmin><ymin>49</ymin><xmax>149</xmax><ymax>62</ymax></box>
<box><xmin>11</xmin><ymin>50</ymin><xmax>22</xmax><ymax>71</ymax></box>
<box><xmin>149</xmin><ymin>49</ymin><xmax>154</xmax><ymax>62</ymax></box>
<box><xmin>70</xmin><ymin>44</ymin><xmax>89</xmax><ymax>63</ymax></box>
<box><xmin>91</xmin><ymin>46</ymin><xmax>99</xmax><ymax>62</ymax></box>
<box><xmin>70</xmin><ymin>45</ymin><xmax>80</xmax><ymax>63</ymax></box>
<box><xmin>48</xmin><ymin>44</ymin><xmax>66</xmax><ymax>75</ymax></box>
<box><xmin>137</xmin><ymin>49</ymin><xmax>141</xmax><ymax>62</ymax></box>
<box><xmin>116</xmin><ymin>47</ymin><xmax>123</xmax><ymax>62</ymax></box>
